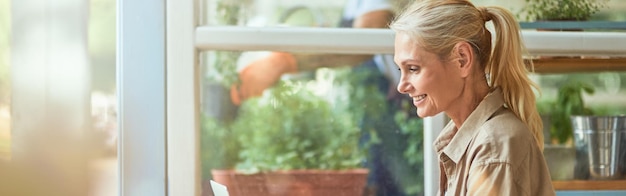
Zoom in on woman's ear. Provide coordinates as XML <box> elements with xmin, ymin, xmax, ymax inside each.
<box><xmin>454</xmin><ymin>42</ymin><xmax>474</xmax><ymax>78</ymax></box>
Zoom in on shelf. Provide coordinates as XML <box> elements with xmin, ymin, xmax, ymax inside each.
<box><xmin>530</xmin><ymin>57</ymin><xmax>626</xmax><ymax>74</ymax></box>
<box><xmin>196</xmin><ymin>26</ymin><xmax>626</xmax><ymax>57</ymax></box>
<box><xmin>553</xmin><ymin>180</ymin><xmax>626</xmax><ymax>190</ymax></box>
<box><xmin>520</xmin><ymin>21</ymin><xmax>626</xmax><ymax>30</ymax></box>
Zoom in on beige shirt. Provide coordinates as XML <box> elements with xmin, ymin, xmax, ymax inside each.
<box><xmin>434</xmin><ymin>88</ymin><xmax>555</xmax><ymax>196</ymax></box>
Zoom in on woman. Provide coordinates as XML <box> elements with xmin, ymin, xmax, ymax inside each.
<box><xmin>390</xmin><ymin>0</ymin><xmax>555</xmax><ymax>195</ymax></box>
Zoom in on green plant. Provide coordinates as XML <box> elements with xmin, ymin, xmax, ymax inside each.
<box><xmin>200</xmin><ymin>115</ymin><xmax>241</xmax><ymax>179</ymax></box>
<box><xmin>520</xmin><ymin>0</ymin><xmax>608</xmax><ymax>21</ymax></box>
<box><xmin>393</xmin><ymin>103</ymin><xmax>424</xmax><ymax>195</ymax></box>
<box><xmin>201</xmin><ymin>64</ymin><xmax>425</xmax><ymax>194</ymax></box>
<box><xmin>202</xmin><ymin>67</ymin><xmax>389</xmax><ymax>172</ymax></box>
<box><xmin>549</xmin><ymin>81</ymin><xmax>595</xmax><ymax>144</ymax></box>
<box><xmin>203</xmin><ymin>0</ymin><xmax>253</xmax><ymax>88</ymax></box>
<box><xmin>231</xmin><ymin>79</ymin><xmax>368</xmax><ymax>173</ymax></box>
<box><xmin>205</xmin><ymin>51</ymin><xmax>241</xmax><ymax>88</ymax></box>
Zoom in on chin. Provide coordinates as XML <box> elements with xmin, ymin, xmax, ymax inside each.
<box><xmin>417</xmin><ymin>109</ymin><xmax>438</xmax><ymax>118</ymax></box>
<box><xmin>416</xmin><ymin>110</ymin><xmax>429</xmax><ymax>118</ymax></box>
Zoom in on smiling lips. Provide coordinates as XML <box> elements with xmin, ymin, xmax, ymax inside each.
<box><xmin>413</xmin><ymin>94</ymin><xmax>427</xmax><ymax>106</ymax></box>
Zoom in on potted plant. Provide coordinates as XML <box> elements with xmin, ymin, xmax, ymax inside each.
<box><xmin>550</xmin><ymin>81</ymin><xmax>595</xmax><ymax>144</ymax></box>
<box><xmin>206</xmin><ymin>68</ymin><xmax>381</xmax><ymax>196</ymax></box>
<box><xmin>520</xmin><ymin>0</ymin><xmax>609</xmax><ymax>21</ymax></box>
<box><xmin>540</xmin><ymin>80</ymin><xmax>595</xmax><ymax>180</ymax></box>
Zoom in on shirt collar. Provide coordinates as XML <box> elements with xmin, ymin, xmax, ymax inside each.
<box><xmin>433</xmin><ymin>88</ymin><xmax>505</xmax><ymax>163</ymax></box>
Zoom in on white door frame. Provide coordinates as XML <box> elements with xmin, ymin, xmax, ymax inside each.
<box><xmin>117</xmin><ymin>0</ymin><xmax>167</xmax><ymax>195</ymax></box>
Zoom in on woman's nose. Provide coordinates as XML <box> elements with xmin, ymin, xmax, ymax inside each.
<box><xmin>396</xmin><ymin>79</ymin><xmax>410</xmax><ymax>94</ymax></box>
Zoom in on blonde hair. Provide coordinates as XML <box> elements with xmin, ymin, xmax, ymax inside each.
<box><xmin>390</xmin><ymin>0</ymin><xmax>544</xmax><ymax>150</ymax></box>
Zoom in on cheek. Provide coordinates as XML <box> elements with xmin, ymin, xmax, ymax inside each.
<box><xmin>410</xmin><ymin>71</ymin><xmax>454</xmax><ymax>105</ymax></box>
<box><xmin>407</xmin><ymin>73</ymin><xmax>435</xmax><ymax>91</ymax></box>
<box><xmin>432</xmin><ymin>75</ymin><xmax>465</xmax><ymax>107</ymax></box>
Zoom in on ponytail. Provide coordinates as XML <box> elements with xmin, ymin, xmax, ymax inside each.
<box><xmin>482</xmin><ymin>7</ymin><xmax>544</xmax><ymax>150</ymax></box>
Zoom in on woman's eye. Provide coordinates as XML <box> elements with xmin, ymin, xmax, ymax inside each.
<box><xmin>408</xmin><ymin>66</ymin><xmax>420</xmax><ymax>72</ymax></box>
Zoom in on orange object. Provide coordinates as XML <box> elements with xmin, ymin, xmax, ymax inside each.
<box><xmin>230</xmin><ymin>52</ymin><xmax>298</xmax><ymax>105</ymax></box>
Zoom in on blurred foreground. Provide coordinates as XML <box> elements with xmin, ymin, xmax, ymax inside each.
<box><xmin>0</xmin><ymin>92</ymin><xmax>118</xmax><ymax>196</ymax></box>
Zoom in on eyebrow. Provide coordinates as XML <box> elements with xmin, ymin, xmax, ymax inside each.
<box><xmin>397</xmin><ymin>58</ymin><xmax>421</xmax><ymax>66</ymax></box>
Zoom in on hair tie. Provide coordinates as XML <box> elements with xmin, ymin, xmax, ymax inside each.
<box><xmin>478</xmin><ymin>7</ymin><xmax>492</xmax><ymax>22</ymax></box>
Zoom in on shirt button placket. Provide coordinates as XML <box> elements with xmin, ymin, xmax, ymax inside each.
<box><xmin>447</xmin><ymin>175</ymin><xmax>454</xmax><ymax>188</ymax></box>
<box><xmin>441</xmin><ymin>155</ymin><xmax>456</xmax><ymax>190</ymax></box>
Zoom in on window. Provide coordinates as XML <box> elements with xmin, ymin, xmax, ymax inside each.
<box><xmin>197</xmin><ymin>0</ymin><xmax>427</xmax><ymax>195</ymax></box>
<box><xmin>163</xmin><ymin>0</ymin><xmax>626</xmax><ymax>195</ymax></box>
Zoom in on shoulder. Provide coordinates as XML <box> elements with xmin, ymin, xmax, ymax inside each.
<box><xmin>470</xmin><ymin>108</ymin><xmax>535</xmax><ymax>166</ymax></box>
<box><xmin>482</xmin><ymin>108</ymin><xmax>532</xmax><ymax>141</ymax></box>
<box><xmin>468</xmin><ymin>108</ymin><xmax>555</xmax><ymax>195</ymax></box>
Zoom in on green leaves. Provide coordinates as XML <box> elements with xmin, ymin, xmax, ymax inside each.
<box><xmin>200</xmin><ymin>66</ymin><xmax>426</xmax><ymax>194</ymax></box>
<box><xmin>521</xmin><ymin>0</ymin><xmax>608</xmax><ymax>21</ymax></box>
<box><xmin>550</xmin><ymin>81</ymin><xmax>595</xmax><ymax>144</ymax></box>
<box><xmin>200</xmin><ymin>116</ymin><xmax>241</xmax><ymax>179</ymax></box>
<box><xmin>393</xmin><ymin>101</ymin><xmax>424</xmax><ymax>195</ymax></box>
<box><xmin>394</xmin><ymin>106</ymin><xmax>424</xmax><ymax>167</ymax></box>
<box><xmin>232</xmin><ymin>78</ymin><xmax>365</xmax><ymax>172</ymax></box>
<box><xmin>206</xmin><ymin>51</ymin><xmax>241</xmax><ymax>88</ymax></box>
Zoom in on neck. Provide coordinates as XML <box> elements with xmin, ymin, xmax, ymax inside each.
<box><xmin>446</xmin><ymin>75</ymin><xmax>491</xmax><ymax>129</ymax></box>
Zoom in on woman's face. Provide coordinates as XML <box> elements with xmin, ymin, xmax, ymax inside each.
<box><xmin>394</xmin><ymin>32</ymin><xmax>464</xmax><ymax>118</ymax></box>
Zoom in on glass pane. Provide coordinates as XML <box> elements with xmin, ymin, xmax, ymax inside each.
<box><xmin>200</xmin><ymin>0</ymin><xmax>348</xmax><ymax>27</ymax></box>
<box><xmin>199</xmin><ymin>50</ymin><xmax>424</xmax><ymax>196</ymax></box>
<box><xmin>0</xmin><ymin>0</ymin><xmax>118</xmax><ymax>195</ymax></box>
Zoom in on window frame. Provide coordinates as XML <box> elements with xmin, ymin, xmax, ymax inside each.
<box><xmin>117</xmin><ymin>0</ymin><xmax>167</xmax><ymax>195</ymax></box>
